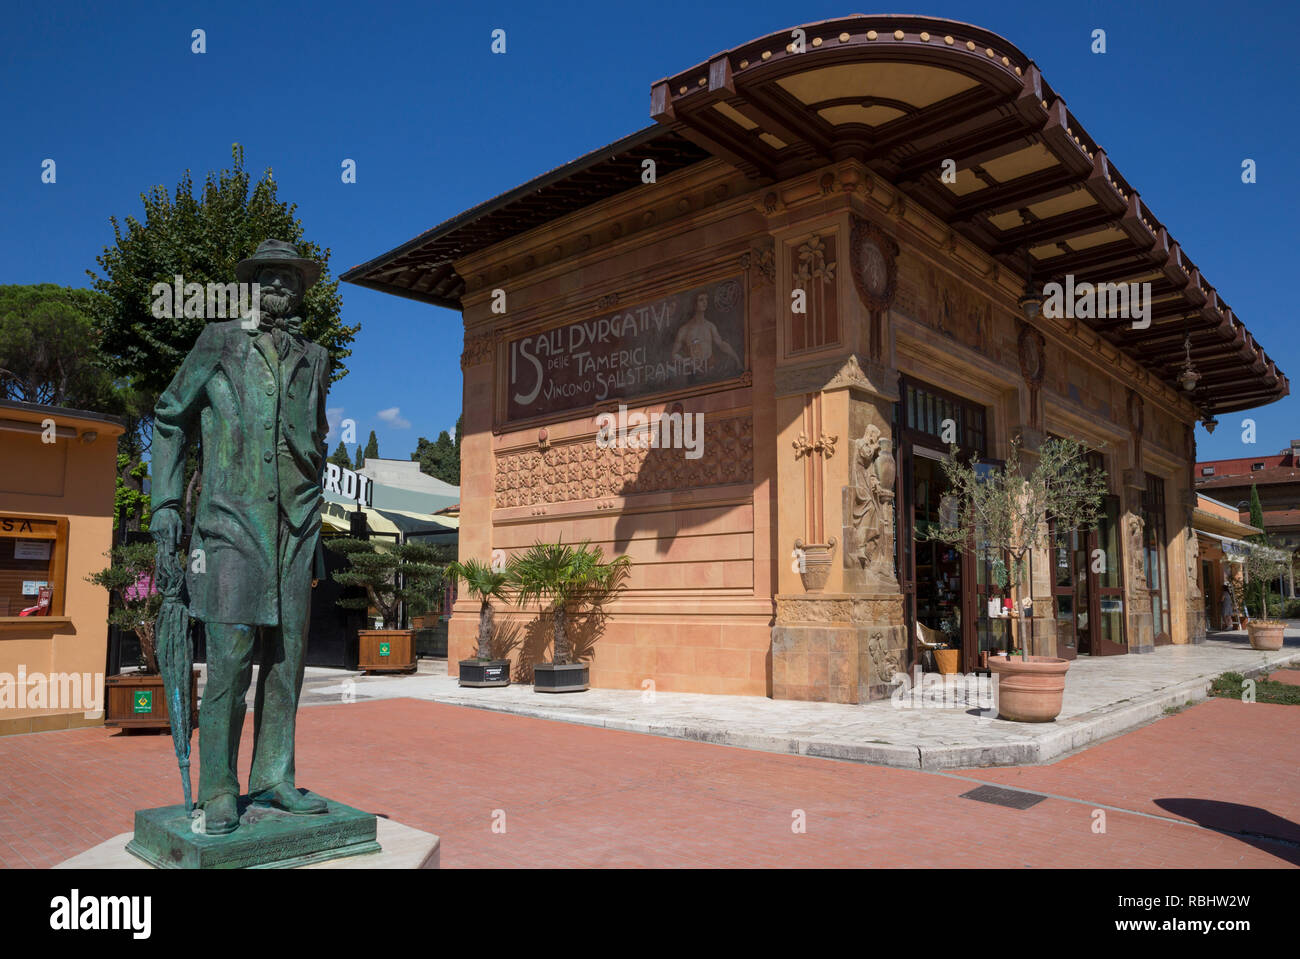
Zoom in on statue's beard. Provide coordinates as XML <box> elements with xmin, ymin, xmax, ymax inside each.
<box><xmin>259</xmin><ymin>291</ymin><xmax>295</xmax><ymax>318</ymax></box>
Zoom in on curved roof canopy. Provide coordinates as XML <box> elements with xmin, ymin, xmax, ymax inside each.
<box><xmin>343</xmin><ymin>13</ymin><xmax>1286</xmax><ymax>416</ymax></box>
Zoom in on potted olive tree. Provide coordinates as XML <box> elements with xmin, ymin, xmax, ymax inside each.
<box><xmin>88</xmin><ymin>542</ymin><xmax>199</xmax><ymax>730</ymax></box>
<box><xmin>1244</xmin><ymin>541</ymin><xmax>1291</xmax><ymax>650</ymax></box>
<box><xmin>509</xmin><ymin>539</ymin><xmax>631</xmax><ymax>692</ymax></box>
<box><xmin>445</xmin><ymin>557</ymin><xmax>513</xmax><ymax>687</ymax></box>
<box><xmin>931</xmin><ymin>436</ymin><xmax>1107</xmax><ymax>722</ymax></box>
<box><xmin>328</xmin><ymin>538</ymin><xmax>444</xmax><ymax>673</ymax></box>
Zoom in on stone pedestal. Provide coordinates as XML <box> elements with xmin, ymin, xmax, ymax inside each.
<box><xmin>58</xmin><ymin>814</ymin><xmax>439</xmax><ymax>869</ymax></box>
<box><xmin>771</xmin><ymin>594</ymin><xmax>907</xmax><ymax>702</ymax></box>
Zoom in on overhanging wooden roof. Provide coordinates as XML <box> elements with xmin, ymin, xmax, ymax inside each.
<box><xmin>344</xmin><ymin>13</ymin><xmax>1286</xmax><ymax>416</ymax></box>
<box><xmin>340</xmin><ymin>127</ymin><xmax>712</xmax><ymax>309</ymax></box>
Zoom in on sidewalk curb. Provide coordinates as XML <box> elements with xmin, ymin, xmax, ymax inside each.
<box><xmin>417</xmin><ymin>648</ymin><xmax>1298</xmax><ymax>770</ymax></box>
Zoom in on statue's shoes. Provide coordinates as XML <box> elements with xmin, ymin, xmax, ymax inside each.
<box><xmin>204</xmin><ymin>794</ymin><xmax>239</xmax><ymax>835</ymax></box>
<box><xmin>250</xmin><ymin>783</ymin><xmax>328</xmax><ymax>815</ymax></box>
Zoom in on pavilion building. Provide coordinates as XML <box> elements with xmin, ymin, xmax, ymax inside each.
<box><xmin>343</xmin><ymin>15</ymin><xmax>1287</xmax><ymax>700</ymax></box>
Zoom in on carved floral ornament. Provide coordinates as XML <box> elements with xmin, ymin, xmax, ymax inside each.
<box><xmin>849</xmin><ymin>216</ymin><xmax>899</xmax><ymax>314</ymax></box>
<box><xmin>794</xmin><ymin>234</ymin><xmax>836</xmax><ymax>286</ymax></box>
<box><xmin>494</xmin><ymin>413</ymin><xmax>753</xmax><ymax>508</ymax></box>
<box><xmin>792</xmin><ymin>431</ymin><xmax>837</xmax><ymax>460</ymax></box>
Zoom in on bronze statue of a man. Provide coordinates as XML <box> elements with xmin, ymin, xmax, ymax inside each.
<box><xmin>151</xmin><ymin>239</ymin><xmax>332</xmax><ymax>835</ymax></box>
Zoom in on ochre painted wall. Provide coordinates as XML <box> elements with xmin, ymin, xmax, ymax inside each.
<box><xmin>0</xmin><ymin>410</ymin><xmax>122</xmax><ymax>733</ymax></box>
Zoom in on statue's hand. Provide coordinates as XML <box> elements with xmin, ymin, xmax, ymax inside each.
<box><xmin>151</xmin><ymin>507</ymin><xmax>183</xmax><ymax>589</ymax></box>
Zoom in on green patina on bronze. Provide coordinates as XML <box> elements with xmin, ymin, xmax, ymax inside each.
<box><xmin>139</xmin><ymin>240</ymin><xmax>376</xmax><ymax>863</ymax></box>
<box><xmin>126</xmin><ymin>793</ymin><xmax>378</xmax><ymax>869</ymax></box>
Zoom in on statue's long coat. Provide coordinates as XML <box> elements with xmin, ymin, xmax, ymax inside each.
<box><xmin>152</xmin><ymin>319</ymin><xmax>330</xmax><ymax>625</ymax></box>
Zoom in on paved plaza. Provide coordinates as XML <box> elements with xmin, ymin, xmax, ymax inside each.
<box><xmin>2</xmin><ymin>630</ymin><xmax>1295</xmax><ymax>869</ymax></box>
<box><xmin>286</xmin><ymin>632</ymin><xmax>1298</xmax><ymax>769</ymax></box>
<box><xmin>1</xmin><ymin>674</ymin><xmax>1296</xmax><ymax>869</ymax></box>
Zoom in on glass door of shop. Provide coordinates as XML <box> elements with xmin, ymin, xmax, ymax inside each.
<box><xmin>908</xmin><ymin>447</ymin><xmax>964</xmax><ymax>665</ymax></box>
<box><xmin>1049</xmin><ymin>494</ymin><xmax>1127</xmax><ymax>657</ymax></box>
<box><xmin>1143</xmin><ymin>474</ymin><xmax>1172</xmax><ymax>645</ymax></box>
<box><xmin>1050</xmin><ymin>526</ymin><xmax>1090</xmax><ymax>660</ymax></box>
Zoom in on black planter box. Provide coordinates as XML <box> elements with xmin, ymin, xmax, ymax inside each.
<box><xmin>533</xmin><ymin>662</ymin><xmax>588</xmax><ymax>693</ymax></box>
<box><xmin>458</xmin><ymin>659</ymin><xmax>511</xmax><ymax>687</ymax></box>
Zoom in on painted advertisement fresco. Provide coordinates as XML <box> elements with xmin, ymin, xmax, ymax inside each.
<box><xmin>505</xmin><ymin>276</ymin><xmax>746</xmax><ymax>420</ymax></box>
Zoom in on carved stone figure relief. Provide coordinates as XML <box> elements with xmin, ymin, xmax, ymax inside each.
<box><xmin>846</xmin><ymin>424</ymin><xmax>897</xmax><ymax>588</ymax></box>
<box><xmin>1185</xmin><ymin>533</ymin><xmax>1202</xmax><ymax>601</ymax></box>
<box><xmin>867</xmin><ymin>629</ymin><xmax>903</xmax><ymax>684</ymax></box>
<box><xmin>1126</xmin><ymin>513</ymin><xmax>1147</xmax><ymax>592</ymax></box>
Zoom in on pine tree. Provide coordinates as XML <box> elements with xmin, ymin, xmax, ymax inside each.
<box><xmin>358</xmin><ymin>430</ymin><xmax>378</xmax><ymax>469</ymax></box>
<box><xmin>329</xmin><ymin>441</ymin><xmax>353</xmax><ymax>469</ymax></box>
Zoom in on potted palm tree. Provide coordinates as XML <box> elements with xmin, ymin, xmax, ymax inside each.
<box><xmin>509</xmin><ymin>539</ymin><xmax>631</xmax><ymax>692</ymax></box>
<box><xmin>88</xmin><ymin>542</ymin><xmax>199</xmax><ymax>730</ymax></box>
<box><xmin>446</xmin><ymin>557</ymin><xmax>513</xmax><ymax>687</ymax></box>
<box><xmin>327</xmin><ymin>538</ymin><xmax>445</xmax><ymax>673</ymax></box>
<box><xmin>1244</xmin><ymin>541</ymin><xmax>1291</xmax><ymax>650</ymax></box>
<box><xmin>931</xmin><ymin>436</ymin><xmax>1108</xmax><ymax>722</ymax></box>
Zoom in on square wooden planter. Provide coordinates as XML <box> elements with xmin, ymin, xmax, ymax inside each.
<box><xmin>458</xmin><ymin>659</ymin><xmax>511</xmax><ymax>687</ymax></box>
<box><xmin>105</xmin><ymin>670</ymin><xmax>200</xmax><ymax>731</ymax></box>
<box><xmin>358</xmin><ymin>629</ymin><xmax>417</xmax><ymax>674</ymax></box>
<box><xmin>533</xmin><ymin>662</ymin><xmax>588</xmax><ymax>693</ymax></box>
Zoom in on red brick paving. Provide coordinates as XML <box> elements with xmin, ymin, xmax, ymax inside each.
<box><xmin>1268</xmin><ymin>669</ymin><xmax>1300</xmax><ymax>686</ymax></box>
<box><xmin>0</xmin><ymin>695</ymin><xmax>1296</xmax><ymax>868</ymax></box>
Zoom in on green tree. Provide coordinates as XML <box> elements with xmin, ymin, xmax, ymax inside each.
<box><xmin>412</xmin><ymin>412</ymin><xmax>462</xmax><ymax>485</ymax></box>
<box><xmin>88</xmin><ymin>143</ymin><xmax>359</xmax><ymax>402</ymax></box>
<box><xmin>445</xmin><ymin>557</ymin><xmax>511</xmax><ymax>661</ymax></box>
<box><xmin>930</xmin><ymin>436</ymin><xmax>1108</xmax><ymax>660</ymax></box>
<box><xmin>329</xmin><ymin>441</ymin><xmax>353</xmax><ymax>469</ymax></box>
<box><xmin>115</xmin><ymin>452</ymin><xmax>152</xmax><ymax>533</ymax></box>
<box><xmin>358</xmin><ymin>430</ymin><xmax>379</xmax><ymax>469</ymax></box>
<box><xmin>508</xmin><ymin>540</ymin><xmax>631</xmax><ymax>665</ymax></box>
<box><xmin>0</xmin><ymin>284</ymin><xmax>117</xmax><ymax>407</ymax></box>
<box><xmin>86</xmin><ymin>542</ymin><xmax>163</xmax><ymax>673</ymax></box>
<box><xmin>327</xmin><ymin>539</ymin><xmax>445</xmax><ymax>629</ymax></box>
<box><xmin>1246</xmin><ymin>484</ymin><xmax>1267</xmax><ymax>614</ymax></box>
<box><xmin>88</xmin><ymin>144</ymin><xmax>359</xmax><ymax>532</ymax></box>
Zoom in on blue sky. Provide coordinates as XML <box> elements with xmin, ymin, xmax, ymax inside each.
<box><xmin>3</xmin><ymin>0</ymin><xmax>1296</xmax><ymax>464</ymax></box>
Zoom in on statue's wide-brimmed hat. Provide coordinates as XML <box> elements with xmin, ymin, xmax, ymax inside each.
<box><xmin>235</xmin><ymin>238</ymin><xmax>322</xmax><ymax>288</ymax></box>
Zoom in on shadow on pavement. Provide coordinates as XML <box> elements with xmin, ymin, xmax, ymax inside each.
<box><xmin>1154</xmin><ymin>798</ymin><xmax>1300</xmax><ymax>866</ymax></box>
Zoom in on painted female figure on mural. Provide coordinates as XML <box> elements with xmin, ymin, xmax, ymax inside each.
<box><xmin>672</xmin><ymin>291</ymin><xmax>741</xmax><ymax>375</ymax></box>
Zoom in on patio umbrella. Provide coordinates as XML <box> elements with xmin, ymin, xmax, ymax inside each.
<box><xmin>153</xmin><ymin>536</ymin><xmax>194</xmax><ymax>812</ymax></box>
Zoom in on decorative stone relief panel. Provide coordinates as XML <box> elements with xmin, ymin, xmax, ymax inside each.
<box><xmin>788</xmin><ymin>232</ymin><xmax>839</xmax><ymax>353</ymax></box>
<box><xmin>494</xmin><ymin>414</ymin><xmax>753</xmax><ymax>508</ymax></box>
<box><xmin>461</xmin><ymin>331</ymin><xmax>496</xmax><ymax>369</ymax></box>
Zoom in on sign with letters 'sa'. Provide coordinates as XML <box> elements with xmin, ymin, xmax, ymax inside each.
<box><xmin>506</xmin><ymin>276</ymin><xmax>746</xmax><ymax>420</ymax></box>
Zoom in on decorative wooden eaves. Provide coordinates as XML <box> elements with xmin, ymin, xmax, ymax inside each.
<box><xmin>649</xmin><ymin>13</ymin><xmax>1285</xmax><ymax>415</ymax></box>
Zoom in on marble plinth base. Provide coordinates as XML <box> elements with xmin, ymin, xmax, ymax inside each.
<box><xmin>57</xmin><ymin>814</ymin><xmax>439</xmax><ymax>869</ymax></box>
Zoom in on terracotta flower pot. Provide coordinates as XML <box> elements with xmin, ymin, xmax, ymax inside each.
<box><xmin>1247</xmin><ymin>621</ymin><xmax>1285</xmax><ymax>651</ymax></box>
<box><xmin>933</xmin><ymin>648</ymin><xmax>960</xmax><ymax>675</ymax></box>
<box><xmin>988</xmin><ymin>655</ymin><xmax>1070</xmax><ymax>722</ymax></box>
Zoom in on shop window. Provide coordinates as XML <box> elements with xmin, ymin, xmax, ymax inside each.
<box><xmin>0</xmin><ymin>515</ymin><xmax>68</xmax><ymax>617</ymax></box>
<box><xmin>901</xmin><ymin>380</ymin><xmax>988</xmax><ymax>457</ymax></box>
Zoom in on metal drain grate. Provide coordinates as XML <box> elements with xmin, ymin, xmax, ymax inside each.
<box><xmin>959</xmin><ymin>785</ymin><xmax>1047</xmax><ymax>810</ymax></box>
